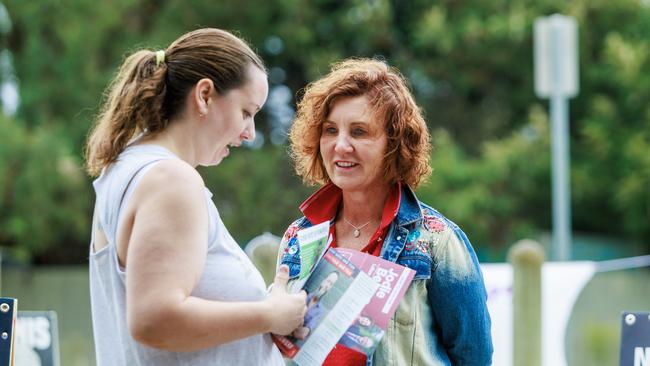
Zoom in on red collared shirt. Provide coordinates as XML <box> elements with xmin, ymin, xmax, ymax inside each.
<box><xmin>300</xmin><ymin>182</ymin><xmax>401</xmax><ymax>366</ymax></box>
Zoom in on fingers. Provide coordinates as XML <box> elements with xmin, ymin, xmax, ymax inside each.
<box><xmin>273</xmin><ymin>265</ymin><xmax>290</xmax><ymax>289</ymax></box>
<box><xmin>278</xmin><ymin>264</ymin><xmax>289</xmax><ymax>274</ymax></box>
<box><xmin>297</xmin><ymin>290</ymin><xmax>307</xmax><ymax>302</ymax></box>
<box><xmin>292</xmin><ymin>326</ymin><xmax>310</xmax><ymax>339</ymax></box>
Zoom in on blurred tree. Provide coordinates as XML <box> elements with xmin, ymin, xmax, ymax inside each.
<box><xmin>0</xmin><ymin>116</ymin><xmax>91</xmax><ymax>263</ymax></box>
<box><xmin>569</xmin><ymin>0</ymin><xmax>650</xmax><ymax>245</ymax></box>
<box><xmin>418</xmin><ymin>107</ymin><xmax>552</xmax><ymax>256</ymax></box>
<box><xmin>200</xmin><ymin>145</ymin><xmax>313</xmax><ymax>243</ymax></box>
<box><xmin>0</xmin><ymin>0</ymin><xmax>648</xmax><ymax>263</ymax></box>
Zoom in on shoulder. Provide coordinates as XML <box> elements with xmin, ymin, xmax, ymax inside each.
<box><xmin>143</xmin><ymin>159</ymin><xmax>203</xmax><ymax>186</ymax></box>
<box><xmin>415</xmin><ymin>202</ymin><xmax>458</xmax><ymax>240</ymax></box>
<box><xmin>415</xmin><ymin>201</ymin><xmax>481</xmax><ymax>278</ymax></box>
<box><xmin>134</xmin><ymin>159</ymin><xmax>205</xmax><ymax>208</ymax></box>
<box><xmin>415</xmin><ymin>202</ymin><xmax>472</xmax><ymax>256</ymax></box>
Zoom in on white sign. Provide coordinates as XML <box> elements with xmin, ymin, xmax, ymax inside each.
<box><xmin>15</xmin><ymin>311</ymin><xmax>60</xmax><ymax>366</ymax></box>
<box><xmin>534</xmin><ymin>14</ymin><xmax>579</xmax><ymax>98</ymax></box>
<box><xmin>482</xmin><ymin>261</ymin><xmax>596</xmax><ymax>366</ymax></box>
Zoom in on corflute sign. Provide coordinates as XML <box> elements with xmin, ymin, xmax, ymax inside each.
<box><xmin>15</xmin><ymin>311</ymin><xmax>60</xmax><ymax>366</ymax></box>
<box><xmin>620</xmin><ymin>312</ymin><xmax>650</xmax><ymax>366</ymax></box>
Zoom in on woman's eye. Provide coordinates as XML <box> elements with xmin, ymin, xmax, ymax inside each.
<box><xmin>352</xmin><ymin>128</ymin><xmax>366</xmax><ymax>136</ymax></box>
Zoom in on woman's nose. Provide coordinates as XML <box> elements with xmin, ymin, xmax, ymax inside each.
<box><xmin>334</xmin><ymin>135</ymin><xmax>353</xmax><ymax>153</ymax></box>
<box><xmin>241</xmin><ymin>119</ymin><xmax>256</xmax><ymax>141</ymax></box>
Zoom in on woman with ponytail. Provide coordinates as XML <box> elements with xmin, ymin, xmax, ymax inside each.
<box><xmin>85</xmin><ymin>28</ymin><xmax>306</xmax><ymax>365</ymax></box>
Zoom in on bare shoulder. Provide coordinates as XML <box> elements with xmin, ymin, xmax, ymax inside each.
<box><xmin>143</xmin><ymin>159</ymin><xmax>203</xmax><ymax>185</ymax></box>
<box><xmin>135</xmin><ymin>159</ymin><xmax>205</xmax><ymax>205</ymax></box>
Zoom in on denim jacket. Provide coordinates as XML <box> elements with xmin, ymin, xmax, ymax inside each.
<box><xmin>277</xmin><ymin>185</ymin><xmax>493</xmax><ymax>366</ymax></box>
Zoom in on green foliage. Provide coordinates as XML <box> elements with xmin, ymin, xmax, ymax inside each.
<box><xmin>570</xmin><ymin>1</ymin><xmax>650</xmax><ymax>242</ymax></box>
<box><xmin>0</xmin><ymin>0</ymin><xmax>648</xmax><ymax>263</ymax></box>
<box><xmin>0</xmin><ymin>117</ymin><xmax>91</xmax><ymax>263</ymax></box>
<box><xmin>418</xmin><ymin>106</ymin><xmax>552</xmax><ymax>252</ymax></box>
<box><xmin>200</xmin><ymin>146</ymin><xmax>313</xmax><ymax>244</ymax></box>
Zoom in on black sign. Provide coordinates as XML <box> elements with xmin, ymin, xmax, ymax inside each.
<box><xmin>0</xmin><ymin>298</ymin><xmax>17</xmax><ymax>366</ymax></box>
<box><xmin>620</xmin><ymin>311</ymin><xmax>650</xmax><ymax>366</ymax></box>
<box><xmin>15</xmin><ymin>311</ymin><xmax>60</xmax><ymax>366</ymax></box>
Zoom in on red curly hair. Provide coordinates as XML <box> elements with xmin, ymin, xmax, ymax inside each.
<box><xmin>289</xmin><ymin>58</ymin><xmax>432</xmax><ymax>189</ymax></box>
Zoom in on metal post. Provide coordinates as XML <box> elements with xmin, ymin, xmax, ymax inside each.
<box><xmin>550</xmin><ymin>94</ymin><xmax>571</xmax><ymax>261</ymax></box>
<box><xmin>535</xmin><ymin>14</ymin><xmax>578</xmax><ymax>261</ymax></box>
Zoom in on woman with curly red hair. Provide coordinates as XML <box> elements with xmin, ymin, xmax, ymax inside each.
<box><xmin>277</xmin><ymin>58</ymin><xmax>493</xmax><ymax>365</ymax></box>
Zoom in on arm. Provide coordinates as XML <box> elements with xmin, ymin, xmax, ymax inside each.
<box><xmin>427</xmin><ymin>226</ymin><xmax>493</xmax><ymax>365</ymax></box>
<box><xmin>124</xmin><ymin>160</ymin><xmax>305</xmax><ymax>351</ymax></box>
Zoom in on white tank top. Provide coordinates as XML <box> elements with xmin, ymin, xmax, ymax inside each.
<box><xmin>89</xmin><ymin>144</ymin><xmax>284</xmax><ymax>366</ymax></box>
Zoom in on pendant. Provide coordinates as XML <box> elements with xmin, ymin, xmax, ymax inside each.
<box><xmin>353</xmin><ymin>229</ymin><xmax>361</xmax><ymax>238</ymax></box>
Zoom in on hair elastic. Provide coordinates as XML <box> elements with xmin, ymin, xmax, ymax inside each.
<box><xmin>155</xmin><ymin>50</ymin><xmax>166</xmax><ymax>66</ymax></box>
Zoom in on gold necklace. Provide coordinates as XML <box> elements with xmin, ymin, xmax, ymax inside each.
<box><xmin>343</xmin><ymin>217</ymin><xmax>372</xmax><ymax>238</ymax></box>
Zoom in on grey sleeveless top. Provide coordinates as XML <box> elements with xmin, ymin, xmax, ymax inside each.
<box><xmin>89</xmin><ymin>144</ymin><xmax>284</xmax><ymax>366</ymax></box>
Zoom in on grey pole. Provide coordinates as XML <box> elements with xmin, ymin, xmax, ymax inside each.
<box><xmin>534</xmin><ymin>14</ymin><xmax>578</xmax><ymax>261</ymax></box>
<box><xmin>550</xmin><ymin>20</ymin><xmax>572</xmax><ymax>261</ymax></box>
<box><xmin>550</xmin><ymin>94</ymin><xmax>571</xmax><ymax>261</ymax></box>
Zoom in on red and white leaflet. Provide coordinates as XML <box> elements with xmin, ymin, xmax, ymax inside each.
<box><xmin>334</xmin><ymin>248</ymin><xmax>415</xmax><ymax>329</ymax></box>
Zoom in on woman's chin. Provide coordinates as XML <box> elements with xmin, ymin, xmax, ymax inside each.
<box><xmin>210</xmin><ymin>158</ymin><xmax>224</xmax><ymax>167</ymax></box>
<box><xmin>199</xmin><ymin>155</ymin><xmax>225</xmax><ymax>167</ymax></box>
<box><xmin>330</xmin><ymin>177</ymin><xmax>362</xmax><ymax>192</ymax></box>
<box><xmin>204</xmin><ymin>148</ymin><xmax>229</xmax><ymax>166</ymax></box>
